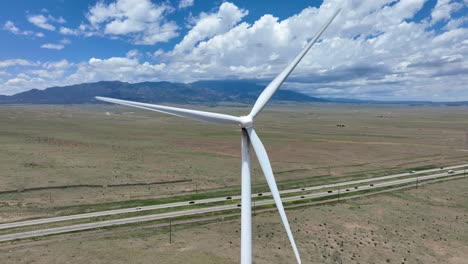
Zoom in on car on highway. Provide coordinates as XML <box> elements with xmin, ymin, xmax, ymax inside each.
<box><xmin>448</xmin><ymin>170</ymin><xmax>455</xmax><ymax>174</ymax></box>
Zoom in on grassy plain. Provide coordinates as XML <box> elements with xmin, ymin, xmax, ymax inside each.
<box><xmin>1</xmin><ymin>176</ymin><xmax>467</xmax><ymax>264</ymax></box>
<box><xmin>1</xmin><ymin>104</ymin><xmax>468</xmax><ymax>222</ymax></box>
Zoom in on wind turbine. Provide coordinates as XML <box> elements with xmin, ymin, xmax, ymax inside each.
<box><xmin>96</xmin><ymin>9</ymin><xmax>340</xmax><ymax>264</ymax></box>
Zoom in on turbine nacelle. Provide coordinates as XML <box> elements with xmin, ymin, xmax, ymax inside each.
<box><xmin>239</xmin><ymin>115</ymin><xmax>253</xmax><ymax>128</ymax></box>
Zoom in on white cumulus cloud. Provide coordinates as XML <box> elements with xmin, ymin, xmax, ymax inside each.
<box><xmin>27</xmin><ymin>15</ymin><xmax>56</xmax><ymax>31</ymax></box>
<box><xmin>0</xmin><ymin>60</ymin><xmax>73</xmax><ymax>95</ymax></box>
<box><xmin>41</xmin><ymin>43</ymin><xmax>64</xmax><ymax>50</ymax></box>
<box><xmin>67</xmin><ymin>57</ymin><xmax>166</xmax><ymax>84</ymax></box>
<box><xmin>179</xmin><ymin>0</ymin><xmax>194</xmax><ymax>9</ymax></box>
<box><xmin>431</xmin><ymin>0</ymin><xmax>464</xmax><ymax>24</ymax></box>
<box><xmin>86</xmin><ymin>0</ymin><xmax>179</xmax><ymax>45</ymax></box>
<box><xmin>145</xmin><ymin>0</ymin><xmax>468</xmax><ymax>101</ymax></box>
<box><xmin>40</xmin><ymin>38</ymin><xmax>71</xmax><ymax>50</ymax></box>
<box><xmin>59</xmin><ymin>27</ymin><xmax>79</xmax><ymax>35</ymax></box>
<box><xmin>4</xmin><ymin>21</ymin><xmax>20</xmax><ymax>33</ymax></box>
<box><xmin>1</xmin><ymin>1</ymin><xmax>467</xmax><ymax>101</ymax></box>
<box><xmin>3</xmin><ymin>21</ymin><xmax>44</xmax><ymax>37</ymax></box>
<box><xmin>171</xmin><ymin>2</ymin><xmax>248</xmax><ymax>54</ymax></box>
<box><xmin>30</xmin><ymin>60</ymin><xmax>72</xmax><ymax>78</ymax></box>
<box><xmin>0</xmin><ymin>59</ymin><xmax>37</xmax><ymax>68</ymax></box>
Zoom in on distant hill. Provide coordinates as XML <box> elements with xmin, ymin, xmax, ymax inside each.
<box><xmin>2</xmin><ymin>81</ymin><xmax>466</xmax><ymax>106</ymax></box>
<box><xmin>324</xmin><ymin>98</ymin><xmax>468</xmax><ymax>106</ymax></box>
<box><xmin>0</xmin><ymin>80</ymin><xmax>326</xmax><ymax>105</ymax></box>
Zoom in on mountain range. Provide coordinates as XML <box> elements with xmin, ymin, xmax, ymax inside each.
<box><xmin>0</xmin><ymin>80</ymin><xmax>325</xmax><ymax>105</ymax></box>
<box><xmin>0</xmin><ymin>80</ymin><xmax>466</xmax><ymax>106</ymax></box>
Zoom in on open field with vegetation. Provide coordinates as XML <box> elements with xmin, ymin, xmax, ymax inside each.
<box><xmin>1</xmin><ymin>104</ymin><xmax>468</xmax><ymax>222</ymax></box>
<box><xmin>1</xmin><ymin>176</ymin><xmax>466</xmax><ymax>264</ymax></box>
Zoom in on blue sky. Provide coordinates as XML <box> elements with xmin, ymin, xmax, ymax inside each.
<box><xmin>0</xmin><ymin>0</ymin><xmax>467</xmax><ymax>101</ymax></box>
<box><xmin>0</xmin><ymin>1</ymin><xmax>313</xmax><ymax>62</ymax></box>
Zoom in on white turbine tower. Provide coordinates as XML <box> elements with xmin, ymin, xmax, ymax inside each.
<box><xmin>97</xmin><ymin>9</ymin><xmax>340</xmax><ymax>264</ymax></box>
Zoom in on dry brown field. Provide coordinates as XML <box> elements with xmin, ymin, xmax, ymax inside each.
<box><xmin>1</xmin><ymin>104</ymin><xmax>468</xmax><ymax>222</ymax></box>
<box><xmin>1</xmin><ymin>176</ymin><xmax>467</xmax><ymax>264</ymax></box>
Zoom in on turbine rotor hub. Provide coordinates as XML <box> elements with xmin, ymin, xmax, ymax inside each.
<box><xmin>239</xmin><ymin>115</ymin><xmax>254</xmax><ymax>128</ymax></box>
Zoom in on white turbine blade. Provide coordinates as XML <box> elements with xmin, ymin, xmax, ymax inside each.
<box><xmin>96</xmin><ymin>96</ymin><xmax>241</xmax><ymax>125</ymax></box>
<box><xmin>249</xmin><ymin>8</ymin><xmax>341</xmax><ymax>119</ymax></box>
<box><xmin>247</xmin><ymin>128</ymin><xmax>301</xmax><ymax>264</ymax></box>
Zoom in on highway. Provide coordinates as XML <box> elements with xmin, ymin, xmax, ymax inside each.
<box><xmin>0</xmin><ymin>168</ymin><xmax>465</xmax><ymax>242</ymax></box>
<box><xmin>0</xmin><ymin>163</ymin><xmax>467</xmax><ymax>231</ymax></box>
